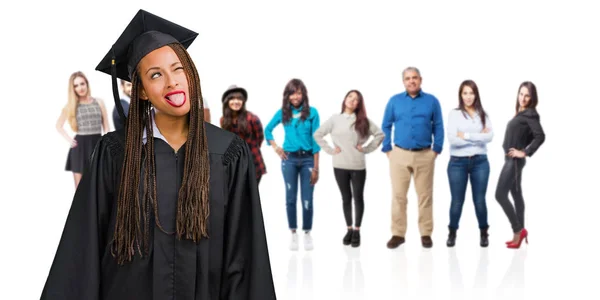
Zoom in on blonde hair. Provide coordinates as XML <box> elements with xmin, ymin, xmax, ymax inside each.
<box><xmin>65</xmin><ymin>71</ymin><xmax>91</xmax><ymax>131</ymax></box>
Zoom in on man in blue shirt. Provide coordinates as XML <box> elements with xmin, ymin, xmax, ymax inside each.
<box><xmin>381</xmin><ymin>67</ymin><xmax>444</xmax><ymax>249</ymax></box>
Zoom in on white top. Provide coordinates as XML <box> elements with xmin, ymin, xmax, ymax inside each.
<box><xmin>142</xmin><ymin>109</ymin><xmax>167</xmax><ymax>145</ymax></box>
<box><xmin>446</xmin><ymin>109</ymin><xmax>494</xmax><ymax>157</ymax></box>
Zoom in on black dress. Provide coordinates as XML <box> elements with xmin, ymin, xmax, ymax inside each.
<box><xmin>65</xmin><ymin>99</ymin><xmax>103</xmax><ymax>173</ymax></box>
<box><xmin>41</xmin><ymin>123</ymin><xmax>276</xmax><ymax>299</ymax></box>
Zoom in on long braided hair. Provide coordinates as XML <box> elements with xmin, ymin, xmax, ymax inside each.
<box><xmin>111</xmin><ymin>42</ymin><xmax>210</xmax><ymax>265</ymax></box>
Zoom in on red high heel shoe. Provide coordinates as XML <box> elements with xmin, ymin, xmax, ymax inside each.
<box><xmin>507</xmin><ymin>228</ymin><xmax>528</xmax><ymax>249</ymax></box>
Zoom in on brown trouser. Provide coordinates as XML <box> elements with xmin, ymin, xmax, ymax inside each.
<box><xmin>389</xmin><ymin>146</ymin><xmax>436</xmax><ymax>237</ymax></box>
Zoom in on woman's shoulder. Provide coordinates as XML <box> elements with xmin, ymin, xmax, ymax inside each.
<box><xmin>520</xmin><ymin>108</ymin><xmax>540</xmax><ymax>119</ymax></box>
<box><xmin>205</xmin><ymin>122</ymin><xmax>251</xmax><ymax>160</ymax></box>
<box><xmin>204</xmin><ymin>123</ymin><xmax>251</xmax><ymax>167</ymax></box>
<box><xmin>305</xmin><ymin>106</ymin><xmax>320</xmax><ymax>120</ymax></box>
<box><xmin>323</xmin><ymin>112</ymin><xmax>340</xmax><ymax>120</ymax></box>
<box><xmin>449</xmin><ymin>108</ymin><xmax>462</xmax><ymax>115</ymax></box>
<box><xmin>90</xmin><ymin>130</ymin><xmax>126</xmax><ymax>162</ymax></box>
<box><xmin>246</xmin><ymin>111</ymin><xmax>260</xmax><ymax>121</ymax></box>
<box><xmin>448</xmin><ymin>108</ymin><xmax>465</xmax><ymax>119</ymax></box>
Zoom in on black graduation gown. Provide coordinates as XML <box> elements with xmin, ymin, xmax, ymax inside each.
<box><xmin>40</xmin><ymin>123</ymin><xmax>277</xmax><ymax>299</ymax></box>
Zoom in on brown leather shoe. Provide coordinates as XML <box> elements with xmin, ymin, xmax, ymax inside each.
<box><xmin>387</xmin><ymin>236</ymin><xmax>405</xmax><ymax>249</ymax></box>
<box><xmin>421</xmin><ymin>236</ymin><xmax>433</xmax><ymax>248</ymax></box>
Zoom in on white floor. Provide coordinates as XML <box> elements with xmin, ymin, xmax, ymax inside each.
<box><xmin>269</xmin><ymin>231</ymin><xmax>553</xmax><ymax>300</ymax></box>
<box><xmin>256</xmin><ymin>151</ymin><xmax>599</xmax><ymax>300</ymax></box>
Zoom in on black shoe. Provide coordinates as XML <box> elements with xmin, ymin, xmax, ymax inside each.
<box><xmin>446</xmin><ymin>228</ymin><xmax>457</xmax><ymax>247</ymax></box>
<box><xmin>480</xmin><ymin>227</ymin><xmax>489</xmax><ymax>247</ymax></box>
<box><xmin>343</xmin><ymin>229</ymin><xmax>353</xmax><ymax>245</ymax></box>
<box><xmin>351</xmin><ymin>230</ymin><xmax>360</xmax><ymax>247</ymax></box>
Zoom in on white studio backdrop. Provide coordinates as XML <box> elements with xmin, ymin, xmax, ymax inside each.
<box><xmin>1</xmin><ymin>0</ymin><xmax>599</xmax><ymax>299</ymax></box>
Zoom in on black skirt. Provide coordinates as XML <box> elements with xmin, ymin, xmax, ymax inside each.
<box><xmin>65</xmin><ymin>134</ymin><xmax>102</xmax><ymax>173</ymax></box>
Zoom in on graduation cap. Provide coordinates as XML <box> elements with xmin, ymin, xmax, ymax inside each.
<box><xmin>95</xmin><ymin>9</ymin><xmax>199</xmax><ymax>123</ymax></box>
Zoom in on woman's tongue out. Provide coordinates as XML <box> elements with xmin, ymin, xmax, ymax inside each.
<box><xmin>165</xmin><ymin>92</ymin><xmax>186</xmax><ymax>107</ymax></box>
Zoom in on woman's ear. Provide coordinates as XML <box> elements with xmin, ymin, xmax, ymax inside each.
<box><xmin>139</xmin><ymin>86</ymin><xmax>149</xmax><ymax>101</ymax></box>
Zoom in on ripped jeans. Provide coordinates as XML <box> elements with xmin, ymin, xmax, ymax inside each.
<box><xmin>281</xmin><ymin>151</ymin><xmax>315</xmax><ymax>231</ymax></box>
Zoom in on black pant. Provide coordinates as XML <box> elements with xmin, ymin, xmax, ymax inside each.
<box><xmin>333</xmin><ymin>168</ymin><xmax>366</xmax><ymax>227</ymax></box>
<box><xmin>495</xmin><ymin>157</ymin><xmax>526</xmax><ymax>233</ymax></box>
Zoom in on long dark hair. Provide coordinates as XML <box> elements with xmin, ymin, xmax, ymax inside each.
<box><xmin>515</xmin><ymin>81</ymin><xmax>538</xmax><ymax>115</ymax></box>
<box><xmin>112</xmin><ymin>42</ymin><xmax>210</xmax><ymax>265</ymax></box>
<box><xmin>341</xmin><ymin>90</ymin><xmax>369</xmax><ymax>139</ymax></box>
<box><xmin>458</xmin><ymin>80</ymin><xmax>487</xmax><ymax>127</ymax></box>
<box><xmin>281</xmin><ymin>78</ymin><xmax>310</xmax><ymax>124</ymax></box>
<box><xmin>221</xmin><ymin>91</ymin><xmax>249</xmax><ymax>135</ymax></box>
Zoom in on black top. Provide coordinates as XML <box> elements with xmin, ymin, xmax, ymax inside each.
<box><xmin>502</xmin><ymin>108</ymin><xmax>546</xmax><ymax>157</ymax></box>
<box><xmin>40</xmin><ymin>123</ymin><xmax>276</xmax><ymax>299</ymax></box>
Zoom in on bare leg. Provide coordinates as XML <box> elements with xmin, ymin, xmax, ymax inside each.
<box><xmin>73</xmin><ymin>172</ymin><xmax>82</xmax><ymax>189</ymax></box>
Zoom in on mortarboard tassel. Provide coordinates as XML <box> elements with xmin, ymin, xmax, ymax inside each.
<box><xmin>111</xmin><ymin>47</ymin><xmax>127</xmax><ymax>125</ymax></box>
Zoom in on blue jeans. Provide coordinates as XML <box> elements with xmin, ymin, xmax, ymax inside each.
<box><xmin>447</xmin><ymin>154</ymin><xmax>490</xmax><ymax>230</ymax></box>
<box><xmin>281</xmin><ymin>152</ymin><xmax>315</xmax><ymax>231</ymax></box>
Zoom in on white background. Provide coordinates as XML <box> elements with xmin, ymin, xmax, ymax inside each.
<box><xmin>1</xmin><ymin>0</ymin><xmax>599</xmax><ymax>299</ymax></box>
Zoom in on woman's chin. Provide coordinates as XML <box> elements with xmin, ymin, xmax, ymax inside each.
<box><xmin>154</xmin><ymin>103</ymin><xmax>191</xmax><ymax>117</ymax></box>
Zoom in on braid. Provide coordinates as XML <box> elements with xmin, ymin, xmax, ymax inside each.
<box><xmin>112</xmin><ymin>71</ymin><xmax>146</xmax><ymax>264</ymax></box>
<box><xmin>170</xmin><ymin>43</ymin><xmax>211</xmax><ymax>241</ymax></box>
<box><xmin>111</xmin><ymin>43</ymin><xmax>211</xmax><ymax>265</ymax></box>
<box><xmin>143</xmin><ymin>92</ymin><xmax>157</xmax><ymax>254</ymax></box>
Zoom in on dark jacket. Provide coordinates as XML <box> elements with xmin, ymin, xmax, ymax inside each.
<box><xmin>40</xmin><ymin>123</ymin><xmax>276</xmax><ymax>299</ymax></box>
<box><xmin>502</xmin><ymin>108</ymin><xmax>545</xmax><ymax>156</ymax></box>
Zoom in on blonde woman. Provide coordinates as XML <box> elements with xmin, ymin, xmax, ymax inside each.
<box><xmin>56</xmin><ymin>71</ymin><xmax>109</xmax><ymax>188</ymax></box>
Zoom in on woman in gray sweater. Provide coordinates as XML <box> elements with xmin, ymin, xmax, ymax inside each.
<box><xmin>313</xmin><ymin>90</ymin><xmax>384</xmax><ymax>247</ymax></box>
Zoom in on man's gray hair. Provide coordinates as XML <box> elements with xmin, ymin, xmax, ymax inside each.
<box><xmin>402</xmin><ymin>66</ymin><xmax>421</xmax><ymax>78</ymax></box>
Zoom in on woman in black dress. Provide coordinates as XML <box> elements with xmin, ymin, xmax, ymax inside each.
<box><xmin>56</xmin><ymin>71</ymin><xmax>109</xmax><ymax>188</ymax></box>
